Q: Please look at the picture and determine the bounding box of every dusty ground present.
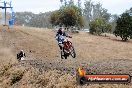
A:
[0,26,132,88]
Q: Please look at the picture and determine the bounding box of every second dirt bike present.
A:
[61,38,76,59]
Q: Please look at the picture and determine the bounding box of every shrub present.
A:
[10,70,24,85]
[114,12,132,41]
[89,18,112,35]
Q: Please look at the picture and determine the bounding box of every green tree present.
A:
[114,12,132,41]
[50,4,84,29]
[60,6,77,27]
[89,18,112,35]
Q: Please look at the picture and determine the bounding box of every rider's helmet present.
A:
[58,28,62,32]
[58,28,62,34]
[58,27,64,35]
[21,50,24,52]
[20,50,24,54]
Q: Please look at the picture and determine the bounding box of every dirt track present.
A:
[1,26,132,88]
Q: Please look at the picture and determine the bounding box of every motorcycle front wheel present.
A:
[70,46,76,58]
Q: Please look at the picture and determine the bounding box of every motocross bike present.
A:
[60,37,76,59]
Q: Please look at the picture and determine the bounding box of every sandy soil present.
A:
[0,26,132,88]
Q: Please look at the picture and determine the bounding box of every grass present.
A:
[35,75,49,87]
[0,64,12,77]
[0,26,132,88]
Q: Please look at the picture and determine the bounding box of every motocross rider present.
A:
[55,28,71,51]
